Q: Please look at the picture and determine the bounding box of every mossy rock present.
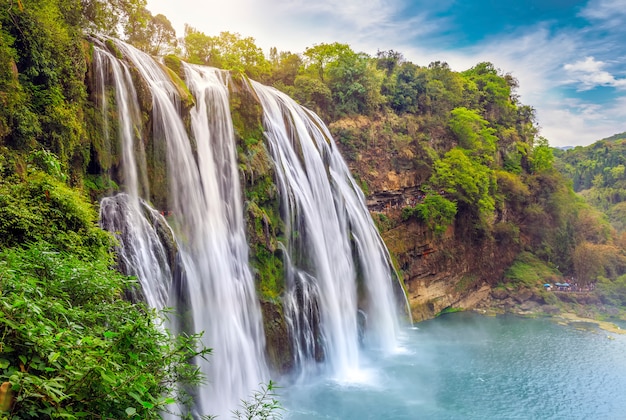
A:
[161,61,195,111]
[104,39,123,59]
[260,301,293,373]
[163,55,185,79]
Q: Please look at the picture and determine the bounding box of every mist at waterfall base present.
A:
[282,313,626,419]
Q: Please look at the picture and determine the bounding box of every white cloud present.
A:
[264,0,448,53]
[275,0,402,29]
[539,95,626,147]
[579,0,626,26]
[563,57,626,91]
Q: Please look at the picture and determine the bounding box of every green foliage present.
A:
[127,11,177,55]
[0,0,88,169]
[504,252,560,287]
[529,136,554,173]
[232,381,283,420]
[0,242,209,419]
[0,170,111,260]
[555,136,626,232]
[372,212,395,232]
[83,0,175,57]
[431,148,495,222]
[268,49,302,87]
[253,245,284,301]
[402,193,457,236]
[436,306,464,316]
[596,274,626,307]
[462,62,517,125]
[182,27,270,79]
[302,42,353,82]
[448,107,497,162]
[291,76,333,118]
[27,149,66,182]
[387,62,424,114]
[327,51,384,116]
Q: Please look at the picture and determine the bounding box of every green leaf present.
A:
[103,331,117,339]
[0,358,10,369]
[140,401,154,409]
[125,407,137,417]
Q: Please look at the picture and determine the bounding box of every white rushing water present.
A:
[94,45,172,310]
[249,81,400,380]
[95,41,267,418]
[95,38,403,416]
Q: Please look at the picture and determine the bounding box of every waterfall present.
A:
[95,41,267,418]
[249,81,400,379]
[94,36,403,416]
[93,45,171,310]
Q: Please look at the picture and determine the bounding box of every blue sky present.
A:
[146,0,626,147]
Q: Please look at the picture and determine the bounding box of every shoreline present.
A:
[555,312,625,335]
[472,307,625,335]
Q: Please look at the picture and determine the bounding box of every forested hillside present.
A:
[555,133,626,231]
[1,0,626,416]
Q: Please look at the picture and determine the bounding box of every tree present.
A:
[425,61,467,116]
[292,75,333,118]
[402,193,457,236]
[448,107,498,163]
[376,49,404,76]
[463,62,517,125]
[387,62,427,114]
[529,136,554,173]
[302,42,352,82]
[269,49,302,87]
[182,28,270,78]
[431,147,495,221]
[327,51,384,116]
[147,13,177,55]
[572,242,611,287]
[182,24,213,64]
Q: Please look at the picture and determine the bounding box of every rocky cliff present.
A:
[330,114,526,321]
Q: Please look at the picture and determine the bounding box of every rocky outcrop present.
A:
[377,212,518,321]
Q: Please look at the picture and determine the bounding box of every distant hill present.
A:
[599,131,626,142]
[554,134,626,231]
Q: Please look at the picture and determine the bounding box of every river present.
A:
[282,312,626,419]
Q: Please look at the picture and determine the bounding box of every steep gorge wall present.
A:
[331,114,521,321]
[381,213,518,321]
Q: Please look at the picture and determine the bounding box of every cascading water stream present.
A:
[93,45,172,310]
[94,35,405,415]
[249,81,401,380]
[95,40,267,417]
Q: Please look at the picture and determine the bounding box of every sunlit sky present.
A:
[146,0,626,147]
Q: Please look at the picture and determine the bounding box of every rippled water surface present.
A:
[282,313,626,419]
